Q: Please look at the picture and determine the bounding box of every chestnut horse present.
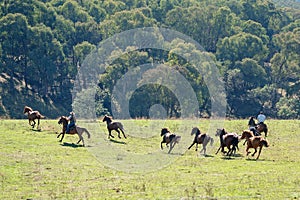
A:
[160,128,181,154]
[57,116,90,146]
[241,130,269,160]
[215,128,239,156]
[188,127,214,155]
[102,115,126,139]
[23,106,45,129]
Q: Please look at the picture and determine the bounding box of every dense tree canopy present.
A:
[0,0,299,119]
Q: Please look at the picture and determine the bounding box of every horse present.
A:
[102,115,126,139]
[160,128,181,154]
[240,130,269,160]
[57,116,91,146]
[257,123,268,137]
[23,106,45,129]
[215,128,239,156]
[188,127,214,155]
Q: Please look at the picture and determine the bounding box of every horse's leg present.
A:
[115,129,121,139]
[37,119,40,130]
[108,130,114,139]
[120,129,127,139]
[215,146,222,154]
[32,120,36,128]
[256,146,263,160]
[246,146,250,156]
[161,141,164,150]
[59,132,65,142]
[188,142,195,150]
[168,141,176,154]
[251,148,257,157]
[264,128,268,137]
[77,132,84,146]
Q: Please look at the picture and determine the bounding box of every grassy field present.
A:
[0,119,299,199]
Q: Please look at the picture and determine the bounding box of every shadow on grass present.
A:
[221,153,243,160]
[109,138,127,145]
[61,142,84,148]
[31,129,42,132]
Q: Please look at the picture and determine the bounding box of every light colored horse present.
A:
[160,128,181,154]
[23,106,45,130]
[102,115,126,139]
[241,130,269,160]
[57,116,90,147]
[188,127,214,155]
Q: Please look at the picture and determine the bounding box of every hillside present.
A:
[0,0,299,119]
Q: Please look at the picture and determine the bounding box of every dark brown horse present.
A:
[23,106,45,129]
[188,127,214,155]
[241,130,269,160]
[215,128,239,156]
[57,116,90,146]
[102,115,126,139]
[160,128,181,154]
[257,123,268,137]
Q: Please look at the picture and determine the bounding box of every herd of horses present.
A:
[24,106,269,159]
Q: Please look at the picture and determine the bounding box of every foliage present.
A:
[0,0,299,119]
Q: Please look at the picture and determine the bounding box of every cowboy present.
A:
[66,111,76,134]
[257,111,266,125]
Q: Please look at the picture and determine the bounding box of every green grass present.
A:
[0,119,300,199]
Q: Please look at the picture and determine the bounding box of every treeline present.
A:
[0,0,299,119]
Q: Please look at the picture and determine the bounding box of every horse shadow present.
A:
[109,138,127,145]
[61,142,84,148]
[31,129,42,132]
[221,153,243,160]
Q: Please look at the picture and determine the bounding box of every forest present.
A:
[0,0,299,119]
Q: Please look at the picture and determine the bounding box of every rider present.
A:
[257,111,266,125]
[248,116,258,136]
[66,111,76,134]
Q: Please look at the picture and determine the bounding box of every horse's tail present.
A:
[210,137,214,146]
[82,128,91,139]
[261,139,269,147]
[40,114,46,119]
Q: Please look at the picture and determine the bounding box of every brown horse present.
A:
[188,127,214,155]
[102,115,126,139]
[23,106,45,129]
[160,128,181,154]
[241,130,269,160]
[215,128,239,156]
[57,116,91,146]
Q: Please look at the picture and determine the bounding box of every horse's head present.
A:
[161,128,170,136]
[58,116,67,125]
[103,115,112,123]
[23,106,32,114]
[241,130,254,139]
[215,128,226,136]
[191,127,200,136]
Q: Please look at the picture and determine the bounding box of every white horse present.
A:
[188,127,214,155]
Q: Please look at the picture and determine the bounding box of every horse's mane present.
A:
[242,130,254,138]
[191,127,201,135]
[24,106,33,113]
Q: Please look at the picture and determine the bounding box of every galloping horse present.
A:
[188,127,214,155]
[102,115,126,139]
[160,128,181,154]
[256,123,268,137]
[57,116,90,146]
[241,130,269,160]
[215,128,239,156]
[23,106,45,129]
